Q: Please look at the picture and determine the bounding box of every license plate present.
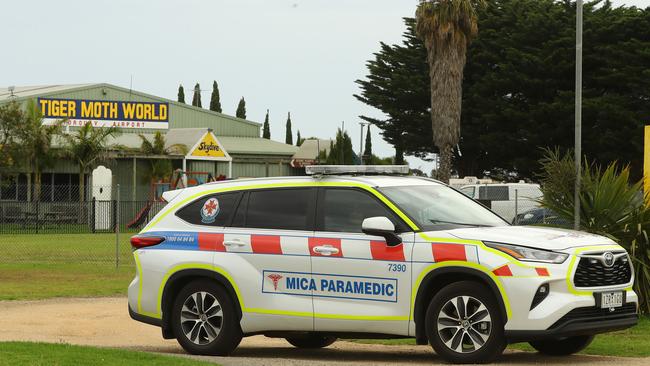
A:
[598,291,624,309]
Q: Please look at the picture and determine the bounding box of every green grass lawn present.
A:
[0,233,136,300]
[0,342,214,366]
[353,316,650,357]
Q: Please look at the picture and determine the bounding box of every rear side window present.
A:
[478,186,509,201]
[244,188,314,231]
[318,188,407,233]
[176,192,241,226]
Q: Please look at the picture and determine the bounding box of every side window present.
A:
[175,192,241,226]
[460,186,475,198]
[245,188,313,231]
[319,188,407,233]
[478,186,509,201]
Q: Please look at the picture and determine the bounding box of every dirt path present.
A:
[0,297,648,366]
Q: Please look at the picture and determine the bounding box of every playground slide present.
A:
[127,202,153,229]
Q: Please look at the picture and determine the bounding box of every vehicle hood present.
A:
[445,225,617,251]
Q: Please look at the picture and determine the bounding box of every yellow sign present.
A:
[645,126,650,201]
[190,132,226,158]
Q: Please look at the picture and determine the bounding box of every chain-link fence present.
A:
[0,185,166,265]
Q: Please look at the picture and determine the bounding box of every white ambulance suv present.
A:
[128,166,638,364]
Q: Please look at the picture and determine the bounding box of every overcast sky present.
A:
[1,0,648,174]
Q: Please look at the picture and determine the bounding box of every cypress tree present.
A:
[285,112,293,145]
[363,124,372,164]
[326,128,354,164]
[209,81,222,113]
[191,83,202,108]
[262,110,271,139]
[177,85,185,104]
[296,130,302,146]
[236,97,246,119]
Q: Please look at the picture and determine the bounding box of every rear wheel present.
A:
[172,279,242,355]
[529,335,594,356]
[285,334,337,348]
[425,281,506,364]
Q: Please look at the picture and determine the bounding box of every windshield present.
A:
[379,185,508,231]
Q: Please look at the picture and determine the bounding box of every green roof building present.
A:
[0,83,300,203]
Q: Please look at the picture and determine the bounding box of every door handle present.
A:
[223,239,245,248]
[313,245,339,256]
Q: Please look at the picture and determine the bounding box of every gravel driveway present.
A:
[0,297,648,366]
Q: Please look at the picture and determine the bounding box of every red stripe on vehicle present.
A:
[493,265,513,277]
[251,235,283,255]
[198,233,225,252]
[431,243,467,262]
[535,267,550,277]
[370,241,405,261]
[308,237,343,257]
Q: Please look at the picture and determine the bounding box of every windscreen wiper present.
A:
[429,219,489,227]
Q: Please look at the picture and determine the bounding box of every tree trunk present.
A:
[78,166,85,224]
[437,144,453,183]
[425,34,467,184]
[34,167,41,202]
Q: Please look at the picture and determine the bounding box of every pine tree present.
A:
[296,130,303,146]
[209,81,222,113]
[191,83,202,108]
[285,112,293,145]
[262,110,271,139]
[177,85,185,104]
[326,128,354,165]
[236,97,246,119]
[363,124,372,165]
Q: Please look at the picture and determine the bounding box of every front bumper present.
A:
[505,303,638,342]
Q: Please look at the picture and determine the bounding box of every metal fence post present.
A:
[514,189,519,225]
[91,197,96,233]
[115,184,120,269]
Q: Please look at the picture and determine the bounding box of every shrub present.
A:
[538,148,650,313]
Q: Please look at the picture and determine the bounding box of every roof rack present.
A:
[305,165,410,176]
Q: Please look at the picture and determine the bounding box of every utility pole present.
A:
[574,0,583,230]
[359,122,370,165]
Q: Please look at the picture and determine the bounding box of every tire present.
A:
[425,281,506,364]
[285,333,337,349]
[171,279,243,356]
[529,335,594,356]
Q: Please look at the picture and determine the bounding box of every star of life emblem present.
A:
[200,198,220,224]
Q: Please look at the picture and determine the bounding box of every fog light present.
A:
[530,283,550,310]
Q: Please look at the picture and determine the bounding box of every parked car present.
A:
[513,207,572,227]
[459,183,543,223]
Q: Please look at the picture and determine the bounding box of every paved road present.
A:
[0,297,648,366]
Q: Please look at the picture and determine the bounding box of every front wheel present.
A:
[285,334,337,348]
[425,281,506,364]
[529,335,594,356]
[171,279,242,355]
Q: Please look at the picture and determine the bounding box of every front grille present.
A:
[573,255,632,287]
[549,303,637,329]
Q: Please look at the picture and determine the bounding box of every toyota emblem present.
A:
[603,252,615,267]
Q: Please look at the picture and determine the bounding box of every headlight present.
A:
[484,242,569,264]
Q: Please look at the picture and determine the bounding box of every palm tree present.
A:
[18,100,62,201]
[415,0,485,182]
[138,132,187,185]
[63,122,121,203]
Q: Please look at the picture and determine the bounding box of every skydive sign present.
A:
[38,97,169,129]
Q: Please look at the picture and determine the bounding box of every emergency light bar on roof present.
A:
[305,165,410,176]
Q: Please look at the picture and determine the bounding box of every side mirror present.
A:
[362,216,402,247]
